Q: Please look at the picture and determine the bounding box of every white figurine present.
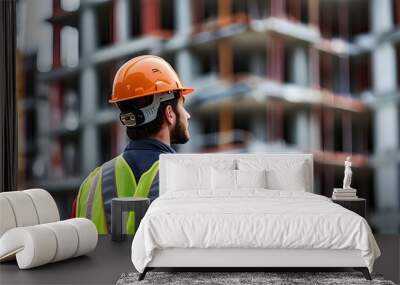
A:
[342,156,353,189]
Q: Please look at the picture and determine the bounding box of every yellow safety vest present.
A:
[75,154,159,234]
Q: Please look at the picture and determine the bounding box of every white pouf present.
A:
[0,219,98,269]
[0,196,17,237]
[0,189,98,269]
[0,191,39,227]
[24,188,60,224]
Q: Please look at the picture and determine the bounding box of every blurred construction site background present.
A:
[15,0,400,233]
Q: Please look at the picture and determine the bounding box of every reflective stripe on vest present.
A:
[76,154,159,235]
[101,158,118,229]
[126,160,160,234]
[76,167,100,218]
[85,172,101,220]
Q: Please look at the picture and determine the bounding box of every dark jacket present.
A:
[122,138,175,202]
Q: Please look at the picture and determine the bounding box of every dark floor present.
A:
[0,235,399,285]
[0,236,134,285]
[373,235,400,284]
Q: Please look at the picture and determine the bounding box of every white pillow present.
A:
[211,168,237,190]
[211,168,268,190]
[168,162,211,191]
[236,169,267,189]
[266,166,306,191]
[237,158,308,191]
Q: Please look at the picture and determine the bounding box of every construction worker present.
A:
[73,55,194,234]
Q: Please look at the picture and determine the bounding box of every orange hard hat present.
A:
[110,55,194,103]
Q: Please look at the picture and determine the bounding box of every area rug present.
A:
[116,271,396,285]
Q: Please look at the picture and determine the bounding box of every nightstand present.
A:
[331,198,366,218]
[111,197,150,241]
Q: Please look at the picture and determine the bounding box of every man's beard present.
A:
[170,112,189,144]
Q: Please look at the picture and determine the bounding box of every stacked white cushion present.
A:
[0,219,98,269]
[0,196,17,237]
[0,226,57,268]
[24,189,60,223]
[65,218,98,257]
[0,191,40,227]
[0,189,60,237]
[42,221,79,262]
[0,189,98,269]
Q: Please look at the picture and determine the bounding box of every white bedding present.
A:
[131,190,380,273]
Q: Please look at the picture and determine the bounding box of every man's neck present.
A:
[149,129,171,146]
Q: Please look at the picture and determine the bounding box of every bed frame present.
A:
[139,249,371,280]
[138,154,372,281]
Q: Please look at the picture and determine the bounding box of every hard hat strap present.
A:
[119,91,176,127]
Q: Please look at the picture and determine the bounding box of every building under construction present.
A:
[16,0,400,233]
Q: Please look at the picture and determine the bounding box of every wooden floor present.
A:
[0,235,399,284]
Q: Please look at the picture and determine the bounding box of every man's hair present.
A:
[117,92,180,140]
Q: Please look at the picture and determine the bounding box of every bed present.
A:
[131,153,380,280]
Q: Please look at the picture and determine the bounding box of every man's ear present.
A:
[164,104,175,125]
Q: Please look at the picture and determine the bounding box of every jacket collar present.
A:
[125,138,176,153]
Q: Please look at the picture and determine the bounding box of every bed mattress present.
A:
[131,190,380,273]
